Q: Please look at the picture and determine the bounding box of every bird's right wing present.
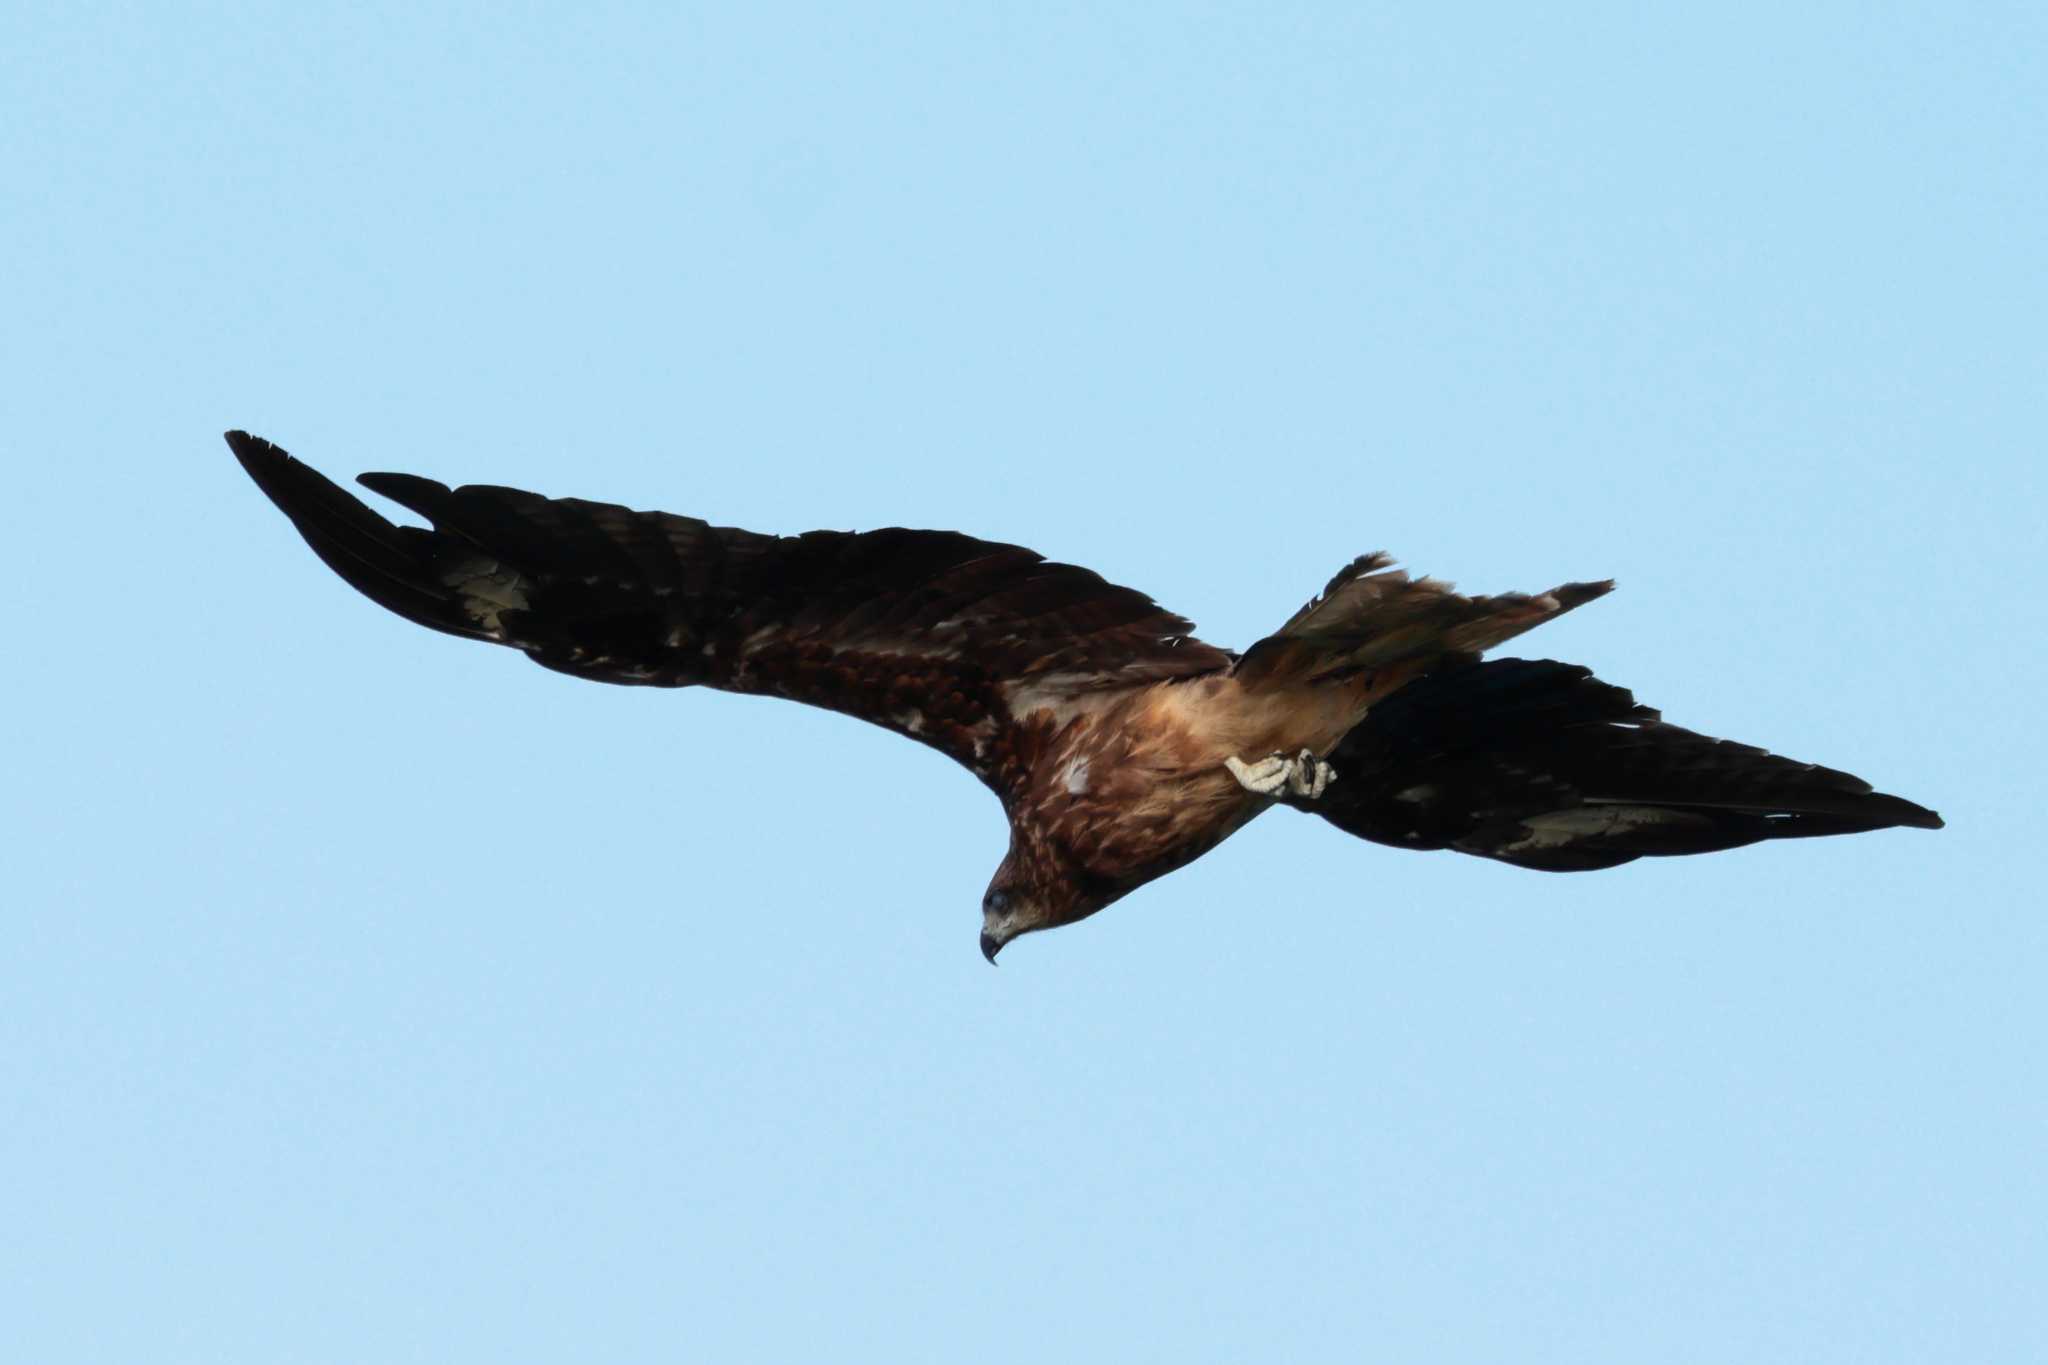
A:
[1282,657,1941,870]
[228,431,1232,801]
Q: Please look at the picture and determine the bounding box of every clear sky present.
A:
[5,3,2041,1361]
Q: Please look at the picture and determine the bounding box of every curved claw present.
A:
[1288,749,1336,800]
[1225,749,1337,800]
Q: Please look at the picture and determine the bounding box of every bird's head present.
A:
[977,883,1041,963]
[978,838,1119,963]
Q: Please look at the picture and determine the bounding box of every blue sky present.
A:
[5,3,2041,1360]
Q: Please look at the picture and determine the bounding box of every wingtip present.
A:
[224,429,284,472]
[1866,791,1944,831]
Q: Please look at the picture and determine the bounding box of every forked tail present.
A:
[1234,553,1613,688]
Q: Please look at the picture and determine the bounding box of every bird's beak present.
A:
[979,931,1002,965]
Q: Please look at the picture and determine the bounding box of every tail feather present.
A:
[1235,553,1614,686]
[1290,657,1942,872]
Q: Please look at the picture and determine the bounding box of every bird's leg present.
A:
[1224,749,1336,800]
[1223,753,1291,795]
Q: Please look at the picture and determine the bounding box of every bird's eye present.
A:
[983,889,1012,916]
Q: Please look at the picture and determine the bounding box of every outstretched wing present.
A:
[228,431,1231,799]
[1285,657,1941,870]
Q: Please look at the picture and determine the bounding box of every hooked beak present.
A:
[979,931,1002,965]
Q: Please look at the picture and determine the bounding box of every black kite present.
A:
[228,431,1941,960]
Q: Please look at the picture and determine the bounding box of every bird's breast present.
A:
[1011,676,1327,888]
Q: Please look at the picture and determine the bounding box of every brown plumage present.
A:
[228,431,1942,960]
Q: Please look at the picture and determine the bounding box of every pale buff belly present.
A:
[1021,671,1380,887]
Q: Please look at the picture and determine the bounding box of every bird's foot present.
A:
[1224,749,1336,800]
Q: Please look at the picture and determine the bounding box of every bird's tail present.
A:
[226,430,492,642]
[1233,553,1613,688]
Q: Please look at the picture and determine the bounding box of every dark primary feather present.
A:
[227,431,1230,795]
[1290,658,1943,871]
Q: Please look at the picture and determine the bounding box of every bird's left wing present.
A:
[229,432,1231,799]
[1280,657,1942,870]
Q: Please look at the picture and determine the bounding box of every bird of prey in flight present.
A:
[228,431,1941,961]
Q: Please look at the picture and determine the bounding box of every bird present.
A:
[227,430,1942,961]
